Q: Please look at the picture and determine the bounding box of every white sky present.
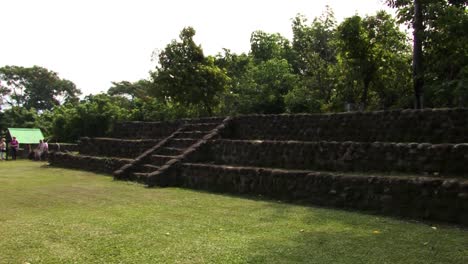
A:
[0,0,392,96]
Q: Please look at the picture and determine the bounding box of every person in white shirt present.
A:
[0,138,6,160]
[35,139,48,161]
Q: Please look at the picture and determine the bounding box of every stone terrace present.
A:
[49,109,468,225]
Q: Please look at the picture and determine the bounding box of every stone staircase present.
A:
[113,118,228,186]
[48,117,225,174]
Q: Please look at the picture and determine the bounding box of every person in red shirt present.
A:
[10,136,19,160]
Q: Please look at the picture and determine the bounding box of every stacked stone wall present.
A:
[113,117,225,139]
[79,137,160,158]
[201,140,468,176]
[48,143,79,152]
[224,109,468,143]
[113,121,183,139]
[176,163,468,225]
[49,152,131,174]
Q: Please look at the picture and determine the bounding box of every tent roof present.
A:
[7,128,44,144]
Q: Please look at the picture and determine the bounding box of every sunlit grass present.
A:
[0,160,467,263]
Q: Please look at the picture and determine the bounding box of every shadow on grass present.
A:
[182,186,467,230]
[201,189,468,264]
[37,162,468,231]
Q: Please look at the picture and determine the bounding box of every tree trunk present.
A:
[361,77,371,111]
[204,100,213,116]
[413,0,424,109]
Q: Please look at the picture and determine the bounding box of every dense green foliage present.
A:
[336,11,413,110]
[151,27,229,116]
[1,161,467,263]
[0,4,465,142]
[0,65,80,110]
[386,0,468,107]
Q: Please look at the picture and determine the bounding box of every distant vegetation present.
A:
[1,1,466,142]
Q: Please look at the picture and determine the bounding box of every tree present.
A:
[336,11,412,110]
[386,0,468,107]
[151,27,229,116]
[214,49,254,115]
[43,94,132,142]
[0,107,40,137]
[413,0,424,108]
[216,32,299,114]
[222,57,299,114]
[250,31,293,63]
[0,65,81,111]
[292,7,337,73]
[107,79,152,100]
[290,8,338,109]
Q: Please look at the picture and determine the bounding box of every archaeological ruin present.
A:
[49,108,468,226]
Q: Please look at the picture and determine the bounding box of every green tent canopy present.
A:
[7,128,44,144]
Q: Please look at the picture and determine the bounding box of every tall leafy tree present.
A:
[386,0,468,107]
[217,32,298,114]
[336,11,412,110]
[107,79,152,100]
[236,58,299,114]
[214,49,253,114]
[250,31,293,63]
[288,8,338,111]
[292,7,337,74]
[151,27,229,116]
[0,107,40,137]
[0,65,80,111]
[44,94,132,142]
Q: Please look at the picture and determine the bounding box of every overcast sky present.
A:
[0,0,393,96]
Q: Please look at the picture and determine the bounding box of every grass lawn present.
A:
[0,160,467,264]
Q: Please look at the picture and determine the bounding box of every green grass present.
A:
[0,160,467,264]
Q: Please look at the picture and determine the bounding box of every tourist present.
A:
[10,136,19,160]
[42,139,49,160]
[35,140,43,160]
[0,138,6,161]
[35,139,49,161]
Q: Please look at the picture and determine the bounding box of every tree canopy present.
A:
[386,0,468,107]
[0,65,81,111]
[1,5,466,142]
[151,27,229,116]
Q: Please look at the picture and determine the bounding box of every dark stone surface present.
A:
[113,121,182,139]
[49,152,132,174]
[176,163,468,225]
[113,117,225,139]
[199,140,468,176]
[223,109,468,143]
[79,137,160,158]
[48,143,79,152]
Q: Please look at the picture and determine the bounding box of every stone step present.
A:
[164,138,197,149]
[182,123,220,132]
[154,147,184,156]
[173,131,206,139]
[139,164,160,173]
[78,137,161,159]
[49,152,133,175]
[149,154,176,166]
[186,117,225,124]
[177,162,468,225]
[129,172,150,183]
[205,139,468,176]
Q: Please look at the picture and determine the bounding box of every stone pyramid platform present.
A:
[49,109,468,226]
